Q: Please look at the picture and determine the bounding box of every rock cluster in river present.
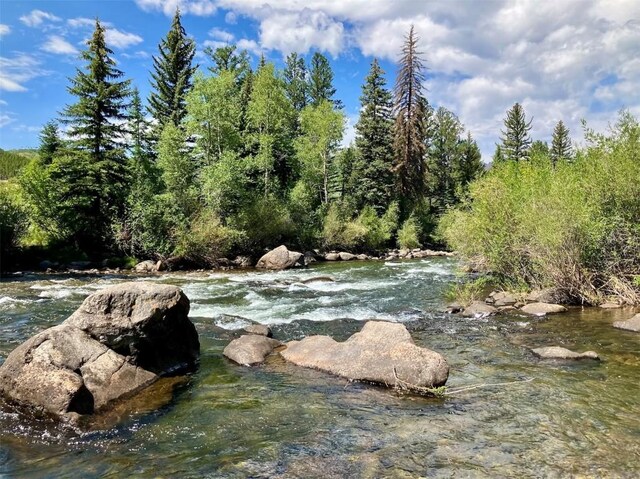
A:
[531,346,599,360]
[454,288,570,318]
[0,282,199,422]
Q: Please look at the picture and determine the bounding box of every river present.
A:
[1,258,639,478]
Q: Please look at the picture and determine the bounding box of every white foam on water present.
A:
[0,296,31,307]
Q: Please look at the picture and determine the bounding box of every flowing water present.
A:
[0,258,639,478]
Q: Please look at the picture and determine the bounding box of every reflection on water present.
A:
[1,259,639,477]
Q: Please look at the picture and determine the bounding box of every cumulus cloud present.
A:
[105,28,144,49]
[0,24,10,37]
[0,54,48,92]
[67,17,96,28]
[0,114,15,128]
[135,0,216,16]
[19,10,61,27]
[209,27,234,42]
[41,35,79,55]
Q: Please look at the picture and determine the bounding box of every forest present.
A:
[1,11,638,304]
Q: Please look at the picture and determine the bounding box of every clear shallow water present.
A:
[1,258,639,478]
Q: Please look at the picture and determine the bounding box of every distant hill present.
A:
[0,148,37,180]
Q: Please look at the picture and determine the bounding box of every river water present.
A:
[0,258,639,478]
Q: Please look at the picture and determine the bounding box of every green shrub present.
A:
[0,149,31,180]
[0,187,27,270]
[231,195,295,252]
[397,215,422,250]
[439,111,640,304]
[174,210,241,265]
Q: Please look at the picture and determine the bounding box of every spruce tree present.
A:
[500,102,532,161]
[148,8,196,134]
[550,120,572,166]
[284,52,308,112]
[205,44,250,82]
[492,144,505,164]
[530,140,549,158]
[354,58,394,212]
[393,25,429,211]
[428,107,463,214]
[38,120,63,165]
[128,88,152,161]
[61,19,131,247]
[308,52,341,108]
[454,132,483,201]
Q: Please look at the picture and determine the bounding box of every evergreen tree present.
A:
[38,120,63,165]
[308,52,341,108]
[238,68,254,134]
[128,88,153,161]
[530,140,549,158]
[454,132,483,201]
[550,120,572,166]
[427,107,463,214]
[500,102,532,161]
[354,58,394,212]
[492,144,505,164]
[148,8,196,134]
[61,19,131,248]
[205,44,250,82]
[393,25,429,212]
[284,53,308,112]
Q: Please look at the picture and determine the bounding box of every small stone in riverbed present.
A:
[339,252,356,261]
[445,303,463,314]
[461,301,498,318]
[613,313,640,332]
[532,346,599,360]
[223,335,282,366]
[243,324,272,337]
[521,302,567,316]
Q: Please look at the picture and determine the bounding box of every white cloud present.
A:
[0,24,10,37]
[0,99,8,106]
[209,27,234,42]
[135,0,216,17]
[67,17,96,28]
[19,10,61,27]
[225,11,238,24]
[41,35,79,55]
[0,54,47,92]
[237,39,262,57]
[105,28,144,49]
[0,114,15,128]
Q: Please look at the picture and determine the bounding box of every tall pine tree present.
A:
[38,120,63,165]
[354,58,394,212]
[61,19,131,247]
[148,8,196,135]
[284,52,308,112]
[393,25,429,212]
[308,52,341,108]
[454,132,483,201]
[500,102,532,161]
[550,120,572,166]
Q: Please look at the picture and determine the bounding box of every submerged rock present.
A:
[223,335,282,366]
[301,276,335,284]
[256,245,304,270]
[280,321,449,392]
[0,282,199,422]
[532,346,599,360]
[461,301,498,318]
[243,324,272,337]
[613,313,640,332]
[521,302,567,316]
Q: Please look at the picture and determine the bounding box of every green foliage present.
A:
[230,195,295,251]
[38,121,63,165]
[397,215,422,250]
[148,9,196,133]
[283,52,308,112]
[444,276,495,306]
[551,120,573,166]
[205,44,250,82]
[0,149,30,180]
[500,102,532,162]
[322,202,398,251]
[440,111,640,304]
[308,52,341,108]
[0,185,27,270]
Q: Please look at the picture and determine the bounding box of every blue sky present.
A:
[1,0,638,159]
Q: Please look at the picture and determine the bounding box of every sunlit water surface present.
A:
[1,258,639,478]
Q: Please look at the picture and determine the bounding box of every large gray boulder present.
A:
[256,245,304,270]
[280,321,449,392]
[521,302,567,316]
[0,282,199,422]
[532,346,599,360]
[613,313,640,332]
[223,335,282,366]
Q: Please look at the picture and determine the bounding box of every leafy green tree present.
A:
[427,107,464,214]
[186,71,241,165]
[205,44,250,82]
[38,121,63,165]
[148,8,196,134]
[246,63,294,196]
[551,120,572,166]
[500,102,532,161]
[60,19,131,248]
[393,25,429,212]
[308,52,341,108]
[239,67,254,134]
[284,52,308,112]
[354,58,394,213]
[295,100,345,204]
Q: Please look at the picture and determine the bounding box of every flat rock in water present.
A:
[0,282,199,422]
[532,346,599,360]
[256,245,304,270]
[339,252,356,261]
[243,324,272,337]
[223,335,282,365]
[613,313,640,332]
[280,321,449,391]
[325,253,340,261]
[521,302,567,316]
[461,301,498,318]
